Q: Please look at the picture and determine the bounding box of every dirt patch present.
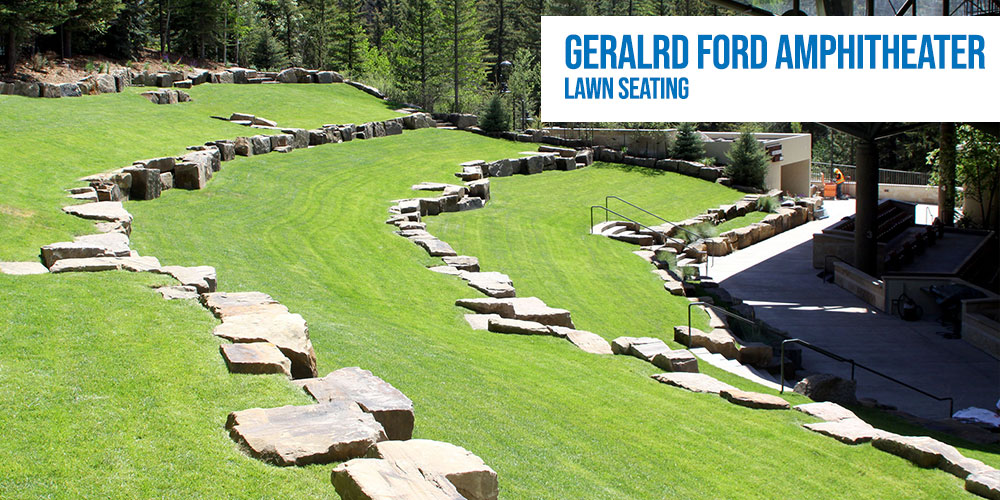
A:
[4,49,226,85]
[0,205,36,218]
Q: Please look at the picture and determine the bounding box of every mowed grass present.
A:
[712,210,770,234]
[105,128,996,498]
[0,272,330,498]
[0,83,400,261]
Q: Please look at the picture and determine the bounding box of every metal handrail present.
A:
[780,338,954,417]
[589,206,666,244]
[685,301,763,348]
[604,195,704,243]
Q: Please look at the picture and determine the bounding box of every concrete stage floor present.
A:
[708,199,1000,419]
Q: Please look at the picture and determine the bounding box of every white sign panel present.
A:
[541,16,1000,122]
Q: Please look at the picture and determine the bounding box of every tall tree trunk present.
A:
[452,0,458,112]
[938,122,956,226]
[64,29,73,59]
[4,30,16,75]
[223,7,228,65]
[497,0,504,65]
[159,0,165,57]
[165,0,173,56]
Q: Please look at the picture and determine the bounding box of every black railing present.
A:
[779,338,954,418]
[589,206,666,244]
[604,195,705,243]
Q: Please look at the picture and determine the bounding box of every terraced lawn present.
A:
[0,83,400,261]
[1,87,997,499]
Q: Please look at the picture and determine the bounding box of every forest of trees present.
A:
[0,0,946,171]
[0,0,726,115]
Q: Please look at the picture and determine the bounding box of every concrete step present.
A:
[690,347,794,392]
[610,231,655,246]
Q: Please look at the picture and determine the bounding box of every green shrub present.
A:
[757,195,779,213]
[479,93,509,133]
[672,122,705,161]
[724,128,769,190]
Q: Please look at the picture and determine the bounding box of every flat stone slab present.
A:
[0,262,49,275]
[412,238,457,257]
[202,291,286,318]
[226,400,386,466]
[455,297,573,328]
[155,285,199,300]
[213,312,317,379]
[296,367,414,441]
[803,418,884,445]
[464,314,500,331]
[967,470,1000,499]
[49,256,161,273]
[442,256,479,272]
[872,433,949,468]
[795,402,858,422]
[41,232,131,267]
[62,201,132,223]
[156,265,217,293]
[220,342,292,377]
[628,338,671,361]
[651,350,699,372]
[673,326,738,359]
[487,317,552,336]
[332,458,465,500]
[428,265,462,275]
[462,272,516,298]
[651,372,738,394]
[549,326,613,354]
[412,182,458,191]
[367,439,499,500]
[719,389,790,410]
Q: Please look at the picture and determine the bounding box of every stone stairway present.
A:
[689,347,794,392]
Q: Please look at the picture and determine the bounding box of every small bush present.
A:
[85,59,96,73]
[672,122,705,161]
[679,222,717,243]
[479,93,510,133]
[757,196,779,213]
[724,128,770,190]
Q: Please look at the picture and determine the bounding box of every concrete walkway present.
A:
[708,200,999,419]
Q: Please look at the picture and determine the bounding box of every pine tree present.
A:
[479,93,509,132]
[300,0,335,69]
[440,0,485,112]
[1,0,72,73]
[672,122,705,161]
[391,0,445,109]
[330,0,367,74]
[724,128,770,190]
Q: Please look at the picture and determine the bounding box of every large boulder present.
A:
[332,458,465,500]
[95,74,116,93]
[719,389,790,410]
[40,232,131,268]
[627,337,671,361]
[549,326,613,355]
[155,265,216,293]
[651,350,699,372]
[122,167,162,200]
[202,291,287,318]
[213,312,317,379]
[59,83,82,97]
[487,317,552,336]
[794,402,858,422]
[793,373,857,405]
[220,342,292,377]
[365,440,499,500]
[13,82,40,98]
[39,82,61,98]
[650,372,738,394]
[0,262,49,275]
[485,159,512,177]
[63,201,132,223]
[673,326,739,359]
[48,256,160,273]
[227,401,387,466]
[173,162,207,190]
[455,297,573,328]
[412,238,457,257]
[966,470,1000,500]
[296,367,414,441]
[465,179,490,201]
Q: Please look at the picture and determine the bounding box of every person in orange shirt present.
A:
[834,167,846,200]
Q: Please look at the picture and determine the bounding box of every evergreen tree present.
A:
[672,122,705,161]
[479,93,509,132]
[516,0,545,61]
[724,128,769,190]
[330,0,367,74]
[299,0,335,68]
[391,0,445,109]
[1,0,71,73]
[507,47,538,127]
[61,0,125,59]
[441,0,485,112]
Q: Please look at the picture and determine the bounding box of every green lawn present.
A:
[713,210,770,234]
[0,83,401,261]
[1,88,997,499]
